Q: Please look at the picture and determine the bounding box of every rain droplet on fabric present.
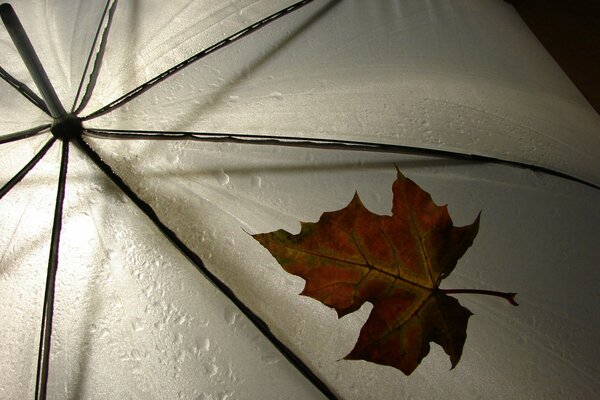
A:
[131,319,144,332]
[174,349,185,364]
[216,169,230,185]
[174,314,187,325]
[202,362,219,377]
[218,392,233,400]
[260,352,280,365]
[268,91,284,101]
[201,337,211,352]
[224,308,239,326]
[173,332,183,344]
[129,348,145,361]
[165,151,180,164]
[250,175,262,188]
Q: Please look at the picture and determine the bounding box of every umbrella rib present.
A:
[84,128,600,191]
[0,66,50,115]
[0,136,56,200]
[71,0,119,115]
[0,4,66,119]
[0,124,50,145]
[35,139,69,400]
[74,135,339,400]
[82,0,316,121]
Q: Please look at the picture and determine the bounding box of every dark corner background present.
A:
[505,0,600,115]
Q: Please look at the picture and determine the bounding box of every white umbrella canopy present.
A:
[1,1,599,399]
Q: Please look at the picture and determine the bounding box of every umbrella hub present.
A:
[51,114,83,141]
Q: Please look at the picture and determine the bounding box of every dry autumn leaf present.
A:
[254,168,517,375]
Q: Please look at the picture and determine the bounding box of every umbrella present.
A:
[1,0,599,399]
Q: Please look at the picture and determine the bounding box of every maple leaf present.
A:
[253,168,517,375]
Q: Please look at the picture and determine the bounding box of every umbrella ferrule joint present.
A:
[51,114,83,141]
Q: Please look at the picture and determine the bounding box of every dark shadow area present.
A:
[505,0,600,115]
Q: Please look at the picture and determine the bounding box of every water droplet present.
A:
[131,319,144,332]
[261,352,280,365]
[166,152,180,164]
[173,332,183,344]
[174,349,185,363]
[129,348,144,361]
[251,175,262,188]
[98,327,110,339]
[217,391,233,400]
[216,169,230,185]
[224,308,239,326]
[269,91,284,101]
[202,363,219,377]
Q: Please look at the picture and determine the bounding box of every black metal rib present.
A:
[0,124,50,145]
[0,4,66,118]
[35,139,69,400]
[82,0,316,121]
[84,128,600,191]
[71,0,118,115]
[0,136,56,200]
[0,66,50,115]
[75,136,338,400]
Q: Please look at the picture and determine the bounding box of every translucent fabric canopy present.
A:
[1,1,599,399]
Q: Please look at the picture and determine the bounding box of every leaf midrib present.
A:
[275,228,434,293]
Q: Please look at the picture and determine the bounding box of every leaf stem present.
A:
[440,289,518,306]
